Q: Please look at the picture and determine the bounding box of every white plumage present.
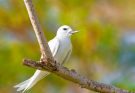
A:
[14,25,78,92]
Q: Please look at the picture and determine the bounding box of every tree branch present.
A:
[23,59,131,93]
[23,0,133,93]
[24,0,54,60]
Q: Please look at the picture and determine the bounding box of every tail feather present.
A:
[14,79,30,88]
[23,70,49,92]
[14,70,50,92]
[14,79,30,92]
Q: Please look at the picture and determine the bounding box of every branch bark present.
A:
[23,0,133,93]
[23,59,131,93]
[24,0,54,61]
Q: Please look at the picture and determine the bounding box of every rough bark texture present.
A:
[24,0,54,61]
[23,59,131,93]
[23,0,134,93]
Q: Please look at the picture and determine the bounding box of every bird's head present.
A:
[56,25,78,38]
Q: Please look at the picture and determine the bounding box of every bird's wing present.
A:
[48,37,60,57]
[61,48,72,64]
[18,38,60,92]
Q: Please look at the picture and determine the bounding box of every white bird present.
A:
[14,25,78,92]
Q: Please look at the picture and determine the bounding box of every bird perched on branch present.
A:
[14,25,78,92]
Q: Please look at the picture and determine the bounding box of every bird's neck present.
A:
[56,35,71,40]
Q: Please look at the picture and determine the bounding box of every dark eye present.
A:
[63,28,67,30]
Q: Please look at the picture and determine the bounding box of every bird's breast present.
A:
[54,38,72,63]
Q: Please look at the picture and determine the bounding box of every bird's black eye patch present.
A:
[63,28,67,30]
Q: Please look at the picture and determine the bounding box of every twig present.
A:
[23,0,133,93]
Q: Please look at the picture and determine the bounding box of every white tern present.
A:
[14,25,78,92]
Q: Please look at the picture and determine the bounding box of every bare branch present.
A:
[23,0,133,93]
[24,0,54,60]
[23,59,131,93]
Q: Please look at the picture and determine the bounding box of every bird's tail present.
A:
[14,70,50,92]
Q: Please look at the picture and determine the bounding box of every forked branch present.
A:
[23,0,132,93]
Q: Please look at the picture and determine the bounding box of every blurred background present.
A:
[0,0,135,93]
